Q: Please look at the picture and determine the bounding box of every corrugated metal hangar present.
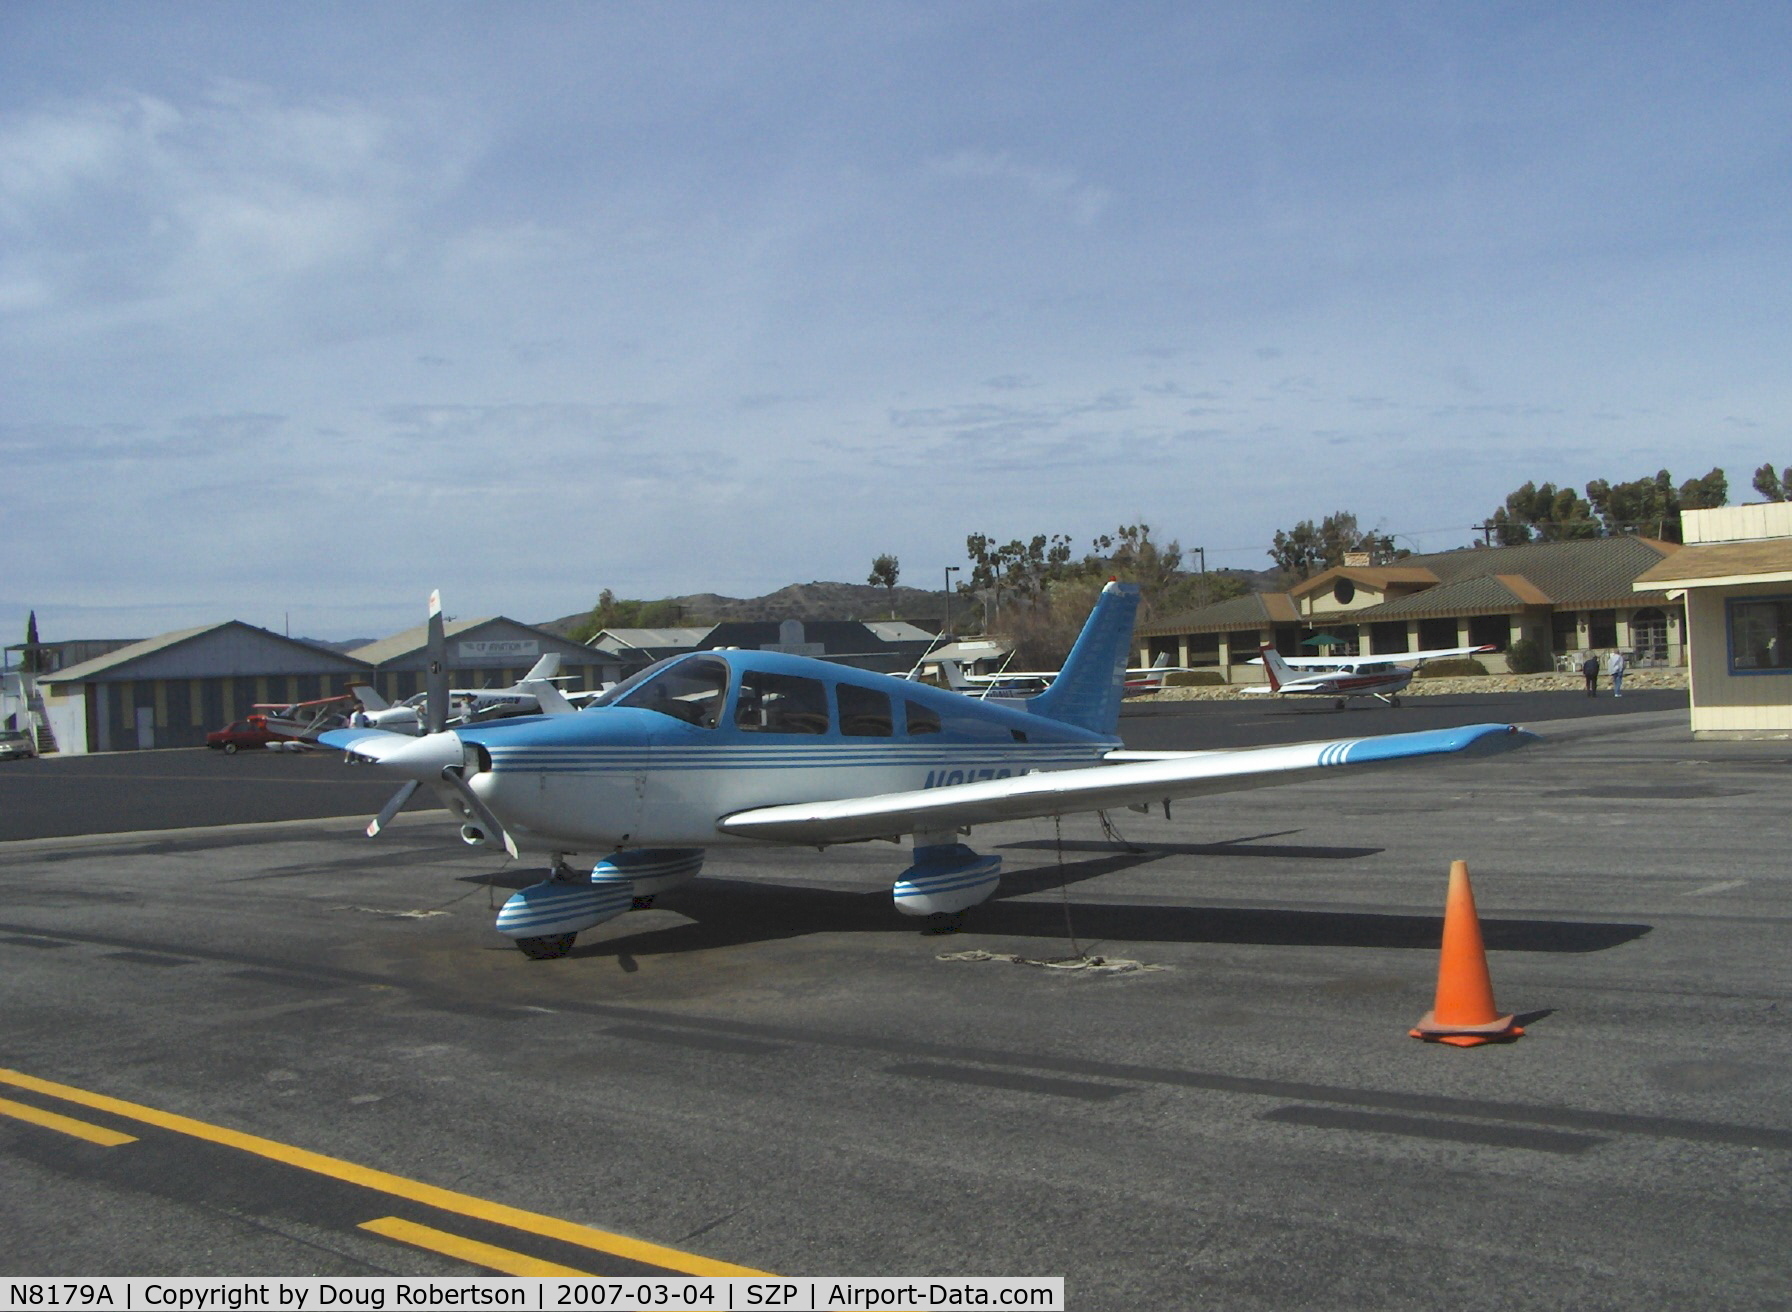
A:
[35,616,622,753]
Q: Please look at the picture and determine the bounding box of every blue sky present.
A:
[3,2,1787,640]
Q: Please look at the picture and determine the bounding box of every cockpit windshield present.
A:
[590,654,729,728]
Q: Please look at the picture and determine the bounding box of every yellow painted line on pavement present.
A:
[360,1216,593,1276]
[0,1095,138,1146]
[0,1066,767,1276]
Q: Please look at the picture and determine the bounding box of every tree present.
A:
[958,523,1239,661]
[23,611,40,675]
[1586,467,1727,542]
[1267,511,1399,580]
[867,553,900,616]
[1485,468,1726,545]
[1485,482,1598,545]
[1753,463,1789,501]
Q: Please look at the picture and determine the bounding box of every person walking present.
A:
[1581,653,1599,697]
[1608,648,1627,697]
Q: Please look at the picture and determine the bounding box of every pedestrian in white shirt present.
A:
[1607,649,1627,697]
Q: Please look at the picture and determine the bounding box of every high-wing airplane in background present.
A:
[348,654,571,734]
[1245,643,1496,709]
[938,651,1185,700]
[251,694,356,748]
[322,586,1532,959]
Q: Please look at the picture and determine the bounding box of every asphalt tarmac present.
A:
[1,691,1787,1309]
[0,686,1687,841]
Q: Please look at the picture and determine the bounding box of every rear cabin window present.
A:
[610,655,729,728]
[838,683,894,737]
[903,699,941,736]
[736,671,830,734]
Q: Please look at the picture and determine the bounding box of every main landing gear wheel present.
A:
[1334,698,1346,710]
[514,932,577,960]
[922,910,967,935]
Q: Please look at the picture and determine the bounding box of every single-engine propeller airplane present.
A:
[938,651,1184,700]
[323,587,1532,959]
[1246,643,1496,709]
[348,654,572,734]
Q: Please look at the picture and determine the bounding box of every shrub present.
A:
[1164,670,1226,687]
[1416,657,1489,678]
[1504,638,1552,675]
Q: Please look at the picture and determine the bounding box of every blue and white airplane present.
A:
[322,584,1533,959]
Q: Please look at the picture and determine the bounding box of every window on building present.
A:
[1370,621,1408,655]
[1551,611,1580,653]
[1468,614,1509,651]
[1588,609,1618,649]
[1728,598,1792,673]
[736,670,830,733]
[1419,618,1458,650]
[1631,608,1668,664]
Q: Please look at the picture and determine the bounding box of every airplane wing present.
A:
[1404,644,1497,664]
[716,722,1531,845]
[1263,644,1494,670]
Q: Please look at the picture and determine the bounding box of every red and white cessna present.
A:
[1247,643,1495,709]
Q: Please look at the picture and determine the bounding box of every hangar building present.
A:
[37,623,373,753]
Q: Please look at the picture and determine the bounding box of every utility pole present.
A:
[943,566,959,637]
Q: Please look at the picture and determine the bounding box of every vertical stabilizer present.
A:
[1026,581,1140,735]
[1258,643,1294,692]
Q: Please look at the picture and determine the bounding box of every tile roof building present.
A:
[1139,536,1686,680]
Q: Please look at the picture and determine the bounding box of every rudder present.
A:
[1026,581,1140,734]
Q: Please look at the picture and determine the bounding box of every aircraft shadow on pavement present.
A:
[999,828,1383,862]
[457,859,1650,960]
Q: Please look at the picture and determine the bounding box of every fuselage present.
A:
[454,649,1119,852]
[1280,665,1415,698]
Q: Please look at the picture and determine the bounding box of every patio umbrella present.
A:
[1301,633,1345,648]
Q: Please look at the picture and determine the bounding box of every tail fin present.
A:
[520,653,561,683]
[1026,581,1140,734]
[936,659,973,692]
[349,683,390,712]
[519,678,574,715]
[1259,643,1294,692]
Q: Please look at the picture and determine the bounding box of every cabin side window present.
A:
[610,655,729,728]
[736,671,831,734]
[838,683,894,737]
[903,699,941,736]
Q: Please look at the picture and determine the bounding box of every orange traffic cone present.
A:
[1410,860,1523,1047]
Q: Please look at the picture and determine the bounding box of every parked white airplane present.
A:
[1245,643,1496,709]
[322,585,1532,959]
[939,651,1185,700]
[349,653,570,734]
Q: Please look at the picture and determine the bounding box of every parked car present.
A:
[0,728,37,760]
[205,717,290,754]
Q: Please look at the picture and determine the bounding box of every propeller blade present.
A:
[425,589,448,735]
[367,779,421,837]
[438,765,520,859]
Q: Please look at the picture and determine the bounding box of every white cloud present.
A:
[926,149,1112,225]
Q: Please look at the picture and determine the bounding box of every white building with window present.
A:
[1635,502,1792,738]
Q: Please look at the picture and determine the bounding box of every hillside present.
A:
[539,582,953,637]
[537,570,1268,638]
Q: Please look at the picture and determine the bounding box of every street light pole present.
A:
[943,566,959,638]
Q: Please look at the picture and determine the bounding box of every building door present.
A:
[1631,608,1668,664]
[135,706,155,750]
